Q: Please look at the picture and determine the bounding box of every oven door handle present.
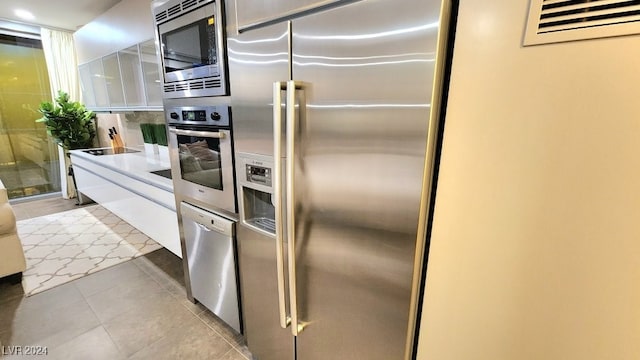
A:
[169,127,226,139]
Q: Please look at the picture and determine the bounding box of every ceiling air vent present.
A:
[524,0,640,46]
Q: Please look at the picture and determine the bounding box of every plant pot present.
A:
[144,143,159,155]
[58,145,76,199]
[157,145,169,159]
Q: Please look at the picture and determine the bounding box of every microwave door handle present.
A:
[273,81,291,329]
[168,127,226,139]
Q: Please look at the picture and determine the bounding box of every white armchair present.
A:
[0,180,26,283]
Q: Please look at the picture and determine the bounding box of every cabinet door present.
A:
[118,45,145,107]
[235,0,348,30]
[139,40,162,106]
[89,59,109,107]
[78,64,95,107]
[102,54,125,107]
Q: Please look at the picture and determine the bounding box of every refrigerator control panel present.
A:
[246,164,272,187]
[236,152,275,194]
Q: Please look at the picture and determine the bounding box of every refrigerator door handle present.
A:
[273,81,292,329]
[286,80,305,336]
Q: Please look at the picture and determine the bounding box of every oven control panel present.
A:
[165,105,230,127]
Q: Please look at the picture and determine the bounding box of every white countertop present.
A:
[69,147,174,192]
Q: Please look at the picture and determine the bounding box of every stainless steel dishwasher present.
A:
[180,202,241,333]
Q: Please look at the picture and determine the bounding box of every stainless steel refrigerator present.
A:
[228,0,454,359]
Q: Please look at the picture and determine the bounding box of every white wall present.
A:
[74,0,156,64]
[417,0,640,359]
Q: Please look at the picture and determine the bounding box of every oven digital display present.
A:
[183,110,207,121]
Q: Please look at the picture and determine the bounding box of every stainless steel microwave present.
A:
[152,0,228,98]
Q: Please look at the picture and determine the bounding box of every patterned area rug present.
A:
[17,205,162,296]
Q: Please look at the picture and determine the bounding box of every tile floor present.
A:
[1,197,252,360]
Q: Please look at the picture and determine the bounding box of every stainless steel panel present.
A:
[181,202,241,333]
[235,152,293,360]
[228,22,289,156]
[237,224,294,360]
[290,0,445,358]
[228,22,291,358]
[234,0,354,31]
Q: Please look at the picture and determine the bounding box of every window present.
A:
[0,34,59,199]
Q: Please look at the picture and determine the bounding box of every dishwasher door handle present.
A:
[195,222,228,234]
[180,202,235,237]
[196,223,211,232]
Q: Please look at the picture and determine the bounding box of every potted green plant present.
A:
[37,91,96,150]
[37,91,96,199]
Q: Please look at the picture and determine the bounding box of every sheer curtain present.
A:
[40,28,80,101]
[40,28,80,198]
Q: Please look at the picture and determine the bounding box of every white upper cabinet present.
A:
[89,59,109,108]
[74,0,160,110]
[78,39,163,111]
[79,64,95,107]
[118,45,146,107]
[74,0,155,64]
[139,40,162,107]
[102,53,126,107]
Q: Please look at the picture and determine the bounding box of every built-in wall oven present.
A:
[166,101,236,218]
[152,0,228,98]
[165,98,240,334]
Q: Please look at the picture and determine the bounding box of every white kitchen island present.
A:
[69,148,182,258]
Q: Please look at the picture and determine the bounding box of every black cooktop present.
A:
[149,169,172,180]
[83,148,140,156]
